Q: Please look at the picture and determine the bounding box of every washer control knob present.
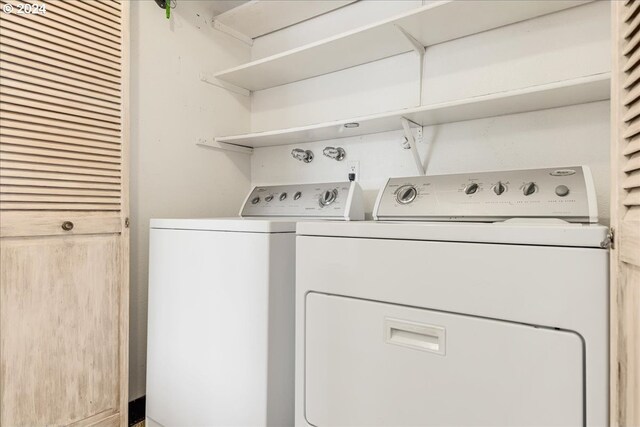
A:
[396,185,417,205]
[293,191,302,200]
[555,185,570,197]
[464,183,479,195]
[279,192,287,201]
[251,196,260,205]
[522,182,537,196]
[493,182,506,195]
[319,189,338,207]
[265,195,274,202]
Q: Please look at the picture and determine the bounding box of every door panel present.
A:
[305,293,583,427]
[0,0,125,228]
[147,229,271,426]
[0,0,129,424]
[0,235,121,426]
[147,229,296,427]
[611,2,640,424]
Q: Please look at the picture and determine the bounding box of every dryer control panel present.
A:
[241,181,364,220]
[374,166,597,223]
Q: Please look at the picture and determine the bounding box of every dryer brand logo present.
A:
[550,169,577,176]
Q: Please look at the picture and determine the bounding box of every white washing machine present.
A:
[146,182,363,427]
[295,167,609,426]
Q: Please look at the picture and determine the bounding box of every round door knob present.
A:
[251,196,260,205]
[265,195,274,202]
[396,185,417,205]
[555,185,570,197]
[279,192,287,201]
[464,183,479,195]
[61,221,74,231]
[294,191,302,200]
[522,182,537,196]
[493,182,506,195]
[319,189,338,207]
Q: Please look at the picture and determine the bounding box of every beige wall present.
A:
[129,0,251,400]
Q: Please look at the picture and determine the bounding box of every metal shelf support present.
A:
[197,137,254,155]
[211,19,254,46]
[200,73,251,97]
[395,24,426,106]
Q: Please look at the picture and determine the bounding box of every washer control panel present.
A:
[240,181,363,220]
[375,166,597,223]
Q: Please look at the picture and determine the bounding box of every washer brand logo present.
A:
[550,169,577,176]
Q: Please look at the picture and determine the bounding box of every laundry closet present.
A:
[0,1,638,426]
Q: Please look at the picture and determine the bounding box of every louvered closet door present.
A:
[612,1,640,426]
[0,0,124,230]
[0,1,128,426]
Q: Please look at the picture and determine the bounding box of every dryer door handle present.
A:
[385,318,446,355]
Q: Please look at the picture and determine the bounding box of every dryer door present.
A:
[305,293,583,427]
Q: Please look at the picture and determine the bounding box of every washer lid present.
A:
[296,220,610,248]
[150,217,298,233]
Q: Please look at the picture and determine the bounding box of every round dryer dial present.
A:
[522,182,537,196]
[464,183,479,195]
[319,189,338,207]
[493,182,506,195]
[396,185,417,204]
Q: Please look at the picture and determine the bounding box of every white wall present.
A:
[250,1,611,221]
[129,0,251,401]
[252,101,611,221]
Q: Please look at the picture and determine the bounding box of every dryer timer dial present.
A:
[396,185,418,205]
[319,189,338,207]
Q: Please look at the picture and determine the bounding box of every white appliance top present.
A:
[296,220,609,248]
[150,217,299,233]
[374,166,598,223]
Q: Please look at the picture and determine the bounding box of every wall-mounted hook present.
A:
[323,146,346,161]
[154,0,176,19]
[291,148,314,163]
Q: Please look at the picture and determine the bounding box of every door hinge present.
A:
[601,227,614,249]
[125,217,130,228]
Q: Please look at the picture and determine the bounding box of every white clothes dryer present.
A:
[295,167,608,426]
[146,182,363,427]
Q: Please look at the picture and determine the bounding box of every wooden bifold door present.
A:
[612,1,640,426]
[0,1,129,426]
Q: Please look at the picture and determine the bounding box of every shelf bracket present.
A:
[401,117,425,176]
[200,73,250,97]
[211,19,254,46]
[395,25,425,106]
[395,25,425,57]
[196,137,253,155]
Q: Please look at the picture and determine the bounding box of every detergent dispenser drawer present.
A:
[305,293,583,427]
